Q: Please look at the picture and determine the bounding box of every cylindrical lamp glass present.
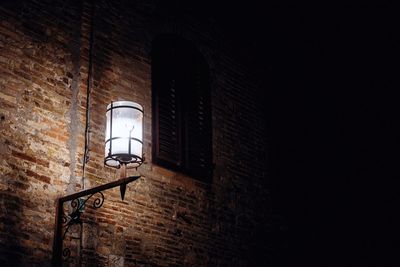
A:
[104,101,143,168]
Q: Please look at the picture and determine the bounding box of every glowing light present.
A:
[105,101,143,168]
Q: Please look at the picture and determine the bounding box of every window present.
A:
[152,35,212,181]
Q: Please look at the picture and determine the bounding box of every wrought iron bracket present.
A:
[51,175,140,266]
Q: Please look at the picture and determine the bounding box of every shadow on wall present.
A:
[0,191,25,265]
[0,115,48,265]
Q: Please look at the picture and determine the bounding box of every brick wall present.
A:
[0,0,270,266]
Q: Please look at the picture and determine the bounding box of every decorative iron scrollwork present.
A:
[52,175,141,266]
[60,191,105,262]
[62,248,71,261]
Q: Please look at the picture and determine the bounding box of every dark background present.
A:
[263,11,399,267]
[205,5,399,267]
[266,10,399,267]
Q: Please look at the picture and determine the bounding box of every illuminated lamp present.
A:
[104,100,144,173]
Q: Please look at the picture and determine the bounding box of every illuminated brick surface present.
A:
[0,1,270,266]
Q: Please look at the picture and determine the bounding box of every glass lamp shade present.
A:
[104,101,143,168]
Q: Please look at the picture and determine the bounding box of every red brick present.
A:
[0,1,270,266]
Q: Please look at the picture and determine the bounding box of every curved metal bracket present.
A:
[52,175,140,266]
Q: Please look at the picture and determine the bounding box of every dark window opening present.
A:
[152,35,212,182]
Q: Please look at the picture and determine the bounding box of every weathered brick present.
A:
[0,0,270,266]
[25,169,51,184]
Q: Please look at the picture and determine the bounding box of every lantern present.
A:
[104,101,143,169]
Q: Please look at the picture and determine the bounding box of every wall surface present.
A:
[0,0,270,266]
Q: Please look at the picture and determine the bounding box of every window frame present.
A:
[151,35,213,182]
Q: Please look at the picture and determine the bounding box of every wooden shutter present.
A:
[152,35,212,181]
[183,54,212,180]
[152,41,183,169]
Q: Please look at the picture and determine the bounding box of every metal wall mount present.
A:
[51,175,140,266]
